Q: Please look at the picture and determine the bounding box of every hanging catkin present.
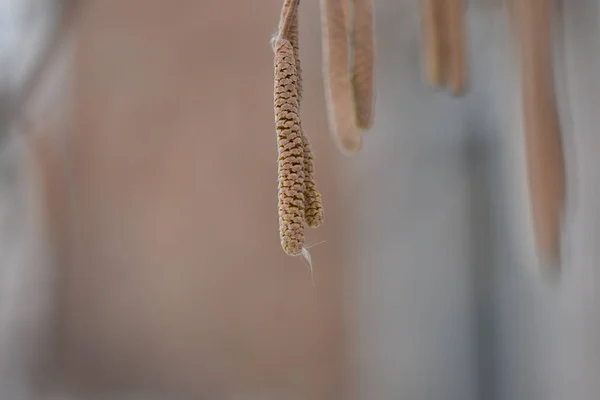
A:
[284,3,325,228]
[420,0,468,95]
[511,0,565,266]
[421,0,444,88]
[443,0,466,95]
[273,36,306,256]
[351,0,375,130]
[321,0,362,153]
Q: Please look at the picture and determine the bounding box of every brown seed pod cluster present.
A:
[274,0,324,256]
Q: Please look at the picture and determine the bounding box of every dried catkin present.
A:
[444,0,466,95]
[286,5,325,228]
[351,0,375,130]
[273,36,306,256]
[511,0,565,266]
[321,0,362,153]
[421,0,444,88]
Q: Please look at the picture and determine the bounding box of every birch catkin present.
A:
[444,0,466,95]
[421,0,444,88]
[286,5,324,228]
[511,0,565,266]
[302,137,324,227]
[351,0,375,130]
[321,0,362,153]
[273,37,306,256]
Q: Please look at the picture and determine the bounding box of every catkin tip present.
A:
[356,113,374,131]
[337,133,363,154]
[351,0,376,132]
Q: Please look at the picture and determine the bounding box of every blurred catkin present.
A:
[321,0,362,153]
[444,0,467,95]
[273,36,306,256]
[285,5,324,228]
[421,0,445,88]
[511,0,564,266]
[351,0,375,130]
[420,0,467,94]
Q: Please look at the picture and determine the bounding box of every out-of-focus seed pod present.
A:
[351,0,375,130]
[321,0,362,153]
[511,0,565,267]
[421,0,444,88]
[444,0,467,95]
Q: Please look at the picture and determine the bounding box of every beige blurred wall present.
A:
[24,0,349,398]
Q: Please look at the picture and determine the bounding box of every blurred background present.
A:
[1,0,599,399]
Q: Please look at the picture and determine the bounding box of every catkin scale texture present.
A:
[301,137,324,228]
[287,10,324,228]
[274,37,306,256]
[286,12,303,101]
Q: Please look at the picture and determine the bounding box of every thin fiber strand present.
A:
[321,0,362,153]
[351,0,375,130]
[273,37,306,256]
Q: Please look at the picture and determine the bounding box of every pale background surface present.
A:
[0,0,599,399]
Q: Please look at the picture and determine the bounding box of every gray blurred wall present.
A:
[347,1,600,399]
